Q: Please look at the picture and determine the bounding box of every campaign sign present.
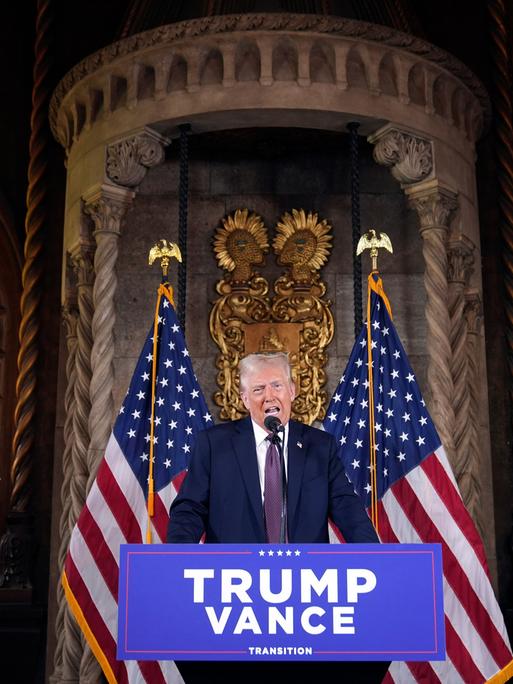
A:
[117,543,444,661]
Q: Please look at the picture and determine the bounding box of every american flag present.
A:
[62,284,212,684]
[323,274,513,684]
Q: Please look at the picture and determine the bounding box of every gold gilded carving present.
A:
[213,208,269,282]
[242,322,302,355]
[274,209,332,283]
[210,208,334,425]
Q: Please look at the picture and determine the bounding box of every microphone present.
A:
[264,415,282,435]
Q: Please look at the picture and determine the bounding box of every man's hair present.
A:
[239,352,292,391]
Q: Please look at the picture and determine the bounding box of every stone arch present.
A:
[111,74,128,110]
[89,88,103,124]
[378,52,398,97]
[346,45,367,89]
[272,38,298,81]
[451,88,468,133]
[200,48,223,85]
[168,54,187,92]
[310,41,335,83]
[408,63,426,107]
[74,101,86,138]
[137,64,156,100]
[433,74,451,120]
[235,39,260,81]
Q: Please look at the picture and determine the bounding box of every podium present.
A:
[118,543,445,677]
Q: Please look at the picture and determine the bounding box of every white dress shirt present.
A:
[250,419,289,503]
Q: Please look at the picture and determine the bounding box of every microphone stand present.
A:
[270,427,287,543]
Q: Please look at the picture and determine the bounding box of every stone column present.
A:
[61,239,95,684]
[50,262,78,684]
[405,180,459,466]
[370,125,459,466]
[82,185,134,484]
[464,291,485,537]
[447,237,475,485]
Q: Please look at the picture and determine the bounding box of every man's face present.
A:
[240,362,296,430]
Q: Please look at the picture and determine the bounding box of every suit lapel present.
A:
[287,420,307,531]
[232,417,265,536]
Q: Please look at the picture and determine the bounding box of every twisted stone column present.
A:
[405,181,459,467]
[464,291,485,537]
[447,237,475,485]
[61,241,95,684]
[83,186,134,484]
[50,267,78,684]
[79,188,133,684]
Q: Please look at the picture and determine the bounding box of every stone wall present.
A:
[113,128,426,419]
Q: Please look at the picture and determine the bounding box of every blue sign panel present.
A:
[117,543,444,661]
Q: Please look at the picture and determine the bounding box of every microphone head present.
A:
[264,415,282,433]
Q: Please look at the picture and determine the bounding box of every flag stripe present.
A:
[444,617,485,684]
[152,491,171,542]
[64,555,129,684]
[382,489,473,683]
[376,501,446,684]
[97,455,143,543]
[393,474,508,666]
[78,504,118,599]
[421,452,489,575]
[399,466,512,666]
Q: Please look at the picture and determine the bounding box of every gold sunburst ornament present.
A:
[273,209,333,283]
[213,209,269,282]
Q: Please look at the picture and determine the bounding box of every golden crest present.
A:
[213,209,269,282]
[210,208,334,425]
[274,209,332,283]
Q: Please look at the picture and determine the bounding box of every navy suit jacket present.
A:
[167,417,378,544]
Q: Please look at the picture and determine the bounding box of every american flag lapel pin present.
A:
[297,441,302,449]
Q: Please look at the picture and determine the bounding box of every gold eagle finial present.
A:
[356,229,393,271]
[148,239,182,277]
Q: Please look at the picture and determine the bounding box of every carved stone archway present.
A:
[48,12,494,682]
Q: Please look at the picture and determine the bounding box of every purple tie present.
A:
[264,437,283,543]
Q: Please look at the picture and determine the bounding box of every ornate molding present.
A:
[447,236,475,285]
[405,180,458,231]
[106,127,169,187]
[370,126,433,184]
[464,290,483,336]
[83,183,135,236]
[49,14,490,151]
[49,14,490,131]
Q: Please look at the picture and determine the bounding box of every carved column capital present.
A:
[368,125,433,184]
[82,183,135,237]
[464,290,483,335]
[106,126,170,187]
[69,239,95,284]
[404,179,459,232]
[447,236,475,285]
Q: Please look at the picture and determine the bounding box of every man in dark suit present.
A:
[167,351,378,545]
[167,353,388,683]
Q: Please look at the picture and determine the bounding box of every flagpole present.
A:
[356,230,394,533]
[146,241,182,542]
